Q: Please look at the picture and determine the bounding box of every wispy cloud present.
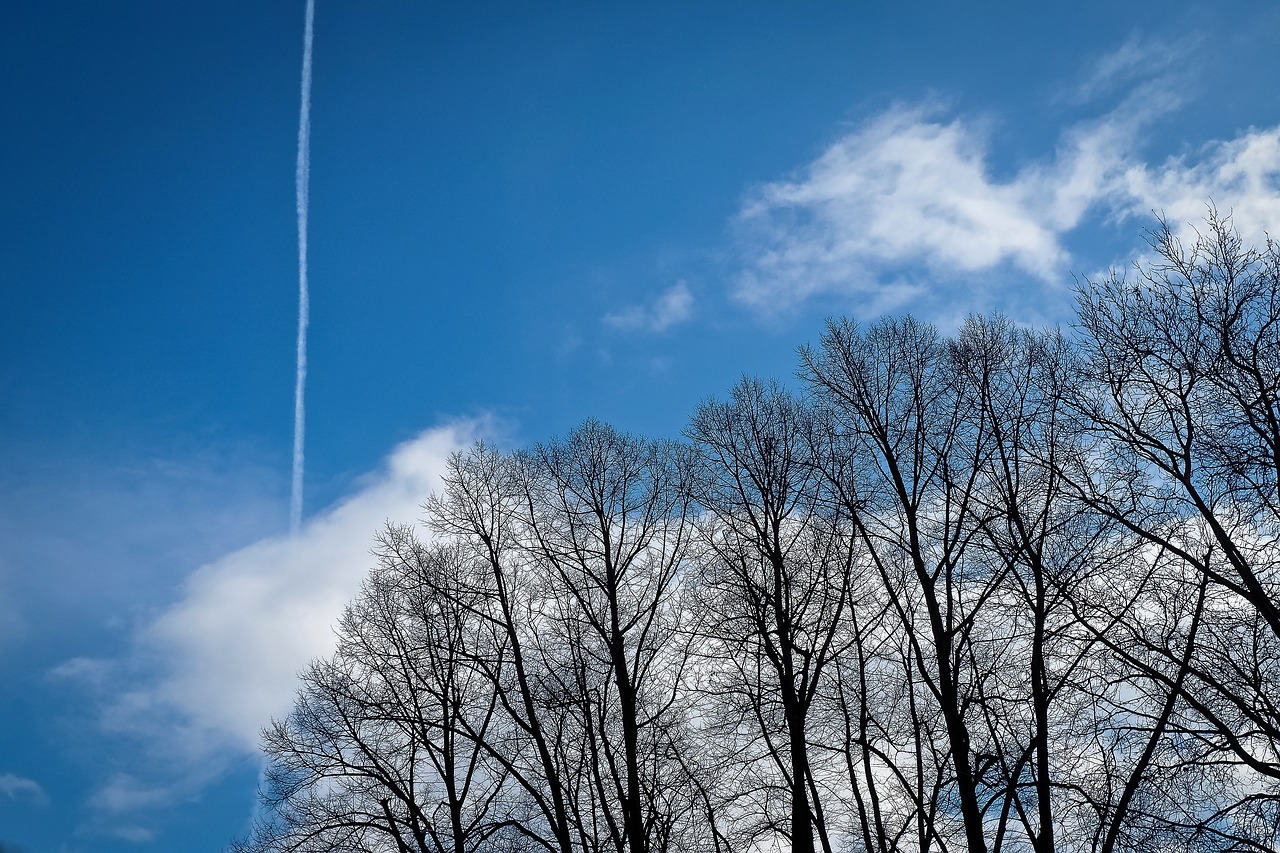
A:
[0,571,23,647]
[1119,127,1280,245]
[0,440,286,657]
[0,768,46,804]
[603,281,694,333]
[0,772,47,805]
[87,774,170,815]
[730,39,1279,320]
[109,824,156,844]
[1067,34,1191,105]
[731,98,1152,317]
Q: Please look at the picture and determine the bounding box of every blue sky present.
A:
[3,1,1279,849]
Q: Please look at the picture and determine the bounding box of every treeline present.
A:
[235,215,1280,853]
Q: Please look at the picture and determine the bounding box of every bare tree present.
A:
[515,420,706,853]
[427,426,712,853]
[947,315,1187,853]
[687,378,859,853]
[240,209,1280,853]
[804,315,1033,853]
[1070,212,1280,849]
[235,531,509,853]
[427,442,578,853]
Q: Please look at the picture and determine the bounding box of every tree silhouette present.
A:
[240,214,1280,853]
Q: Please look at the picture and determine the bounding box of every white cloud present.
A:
[1119,127,1280,245]
[733,94,1280,317]
[1068,35,1189,105]
[603,281,694,332]
[88,774,170,815]
[725,35,1280,320]
[60,420,489,823]
[129,421,480,752]
[732,102,1145,316]
[0,772,47,805]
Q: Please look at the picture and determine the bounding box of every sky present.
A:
[2,1,1279,849]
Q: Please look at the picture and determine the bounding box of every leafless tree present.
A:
[803,316,989,852]
[427,425,713,853]
[686,378,860,853]
[514,421,707,853]
[427,442,578,853]
[1070,212,1280,849]
[240,210,1280,853]
[234,531,510,853]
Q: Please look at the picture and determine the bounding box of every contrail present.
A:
[291,0,315,535]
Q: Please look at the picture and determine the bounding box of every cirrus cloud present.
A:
[0,772,47,805]
[604,281,695,333]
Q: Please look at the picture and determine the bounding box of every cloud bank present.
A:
[65,421,485,829]
[139,422,478,751]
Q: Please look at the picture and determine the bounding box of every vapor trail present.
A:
[291,0,314,535]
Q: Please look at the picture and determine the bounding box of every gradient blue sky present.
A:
[3,2,1280,849]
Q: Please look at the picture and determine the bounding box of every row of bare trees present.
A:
[235,215,1280,853]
